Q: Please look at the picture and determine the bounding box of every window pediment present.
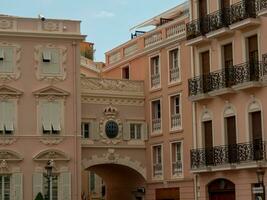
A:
[0,85,23,98]
[33,149,70,161]
[0,149,23,161]
[33,86,69,98]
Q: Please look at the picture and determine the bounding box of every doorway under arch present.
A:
[208,179,235,200]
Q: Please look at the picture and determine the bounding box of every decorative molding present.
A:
[42,21,60,32]
[34,43,67,82]
[103,104,118,117]
[82,150,146,180]
[33,85,69,98]
[81,77,144,97]
[0,85,23,99]
[0,137,17,145]
[0,41,21,83]
[81,96,144,106]
[39,137,64,145]
[33,149,70,161]
[0,149,23,161]
[0,19,14,30]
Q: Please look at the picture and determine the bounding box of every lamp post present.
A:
[255,167,265,200]
[44,160,53,200]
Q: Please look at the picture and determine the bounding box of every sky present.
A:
[0,0,185,61]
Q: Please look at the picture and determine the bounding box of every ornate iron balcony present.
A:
[186,17,209,40]
[230,0,257,25]
[191,139,266,169]
[256,0,267,13]
[188,61,262,97]
[208,8,231,32]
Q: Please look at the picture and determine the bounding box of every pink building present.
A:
[0,15,84,200]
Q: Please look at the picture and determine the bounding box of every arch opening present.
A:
[208,179,235,200]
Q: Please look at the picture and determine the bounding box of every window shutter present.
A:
[123,121,130,140]
[142,122,148,141]
[51,101,61,131]
[0,48,4,60]
[33,173,43,199]
[12,173,23,200]
[0,47,14,73]
[60,172,71,200]
[0,102,4,131]
[42,50,51,62]
[41,102,51,131]
[91,121,100,140]
[4,101,15,131]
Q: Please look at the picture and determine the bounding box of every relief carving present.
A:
[0,19,13,29]
[42,21,60,32]
[39,137,64,145]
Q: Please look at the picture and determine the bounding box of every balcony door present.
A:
[250,111,263,160]
[223,43,233,86]
[221,0,230,8]
[203,120,213,165]
[225,116,237,163]
[248,35,259,81]
[199,0,207,18]
[201,51,210,92]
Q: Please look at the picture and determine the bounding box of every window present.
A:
[151,100,161,133]
[153,145,163,176]
[171,142,182,176]
[41,101,61,135]
[150,56,160,88]
[122,66,130,79]
[105,120,119,139]
[41,48,61,75]
[43,175,58,200]
[0,47,14,73]
[81,122,90,138]
[89,172,95,192]
[0,101,15,135]
[170,95,181,130]
[0,175,11,200]
[169,48,180,82]
[130,123,142,139]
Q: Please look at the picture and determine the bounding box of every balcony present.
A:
[171,114,181,130]
[172,161,182,175]
[186,0,260,42]
[169,67,180,83]
[151,73,161,88]
[153,163,163,176]
[229,0,259,30]
[256,0,267,17]
[188,61,263,101]
[152,118,161,133]
[191,140,266,171]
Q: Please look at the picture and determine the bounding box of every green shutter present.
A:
[4,101,15,131]
[142,122,148,141]
[12,173,23,200]
[0,47,14,73]
[33,173,43,199]
[60,172,71,200]
[51,101,61,131]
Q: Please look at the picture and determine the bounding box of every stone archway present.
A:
[82,154,146,200]
[208,179,235,200]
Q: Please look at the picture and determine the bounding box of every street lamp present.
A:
[255,166,265,200]
[44,160,54,200]
[257,167,265,185]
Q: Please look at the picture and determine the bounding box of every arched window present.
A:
[208,179,235,200]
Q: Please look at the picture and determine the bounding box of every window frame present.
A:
[170,141,183,178]
[151,143,163,179]
[150,98,162,135]
[168,46,181,84]
[149,53,161,90]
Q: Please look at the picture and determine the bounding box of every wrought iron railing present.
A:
[230,0,257,24]
[172,161,182,174]
[153,163,163,176]
[256,0,267,13]
[152,118,161,132]
[151,73,160,88]
[170,67,180,82]
[191,139,266,169]
[188,61,261,97]
[262,54,267,76]
[171,114,181,130]
[186,0,257,40]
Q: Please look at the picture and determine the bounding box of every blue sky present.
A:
[0,0,185,61]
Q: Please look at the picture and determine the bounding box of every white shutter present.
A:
[60,172,71,200]
[33,173,43,199]
[1,47,13,73]
[123,121,130,140]
[42,50,51,62]
[49,49,60,74]
[0,48,4,60]
[4,101,15,131]
[51,101,61,131]
[0,102,4,131]
[91,121,100,140]
[12,173,23,200]
[41,102,51,131]
[142,122,148,141]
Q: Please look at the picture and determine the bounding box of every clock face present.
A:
[105,121,119,139]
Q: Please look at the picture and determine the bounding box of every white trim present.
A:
[167,45,181,85]
[241,28,261,63]
[151,143,164,180]
[169,140,184,179]
[148,53,162,91]
[150,98,162,135]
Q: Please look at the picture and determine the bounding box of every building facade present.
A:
[0,15,84,200]
[187,0,267,200]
